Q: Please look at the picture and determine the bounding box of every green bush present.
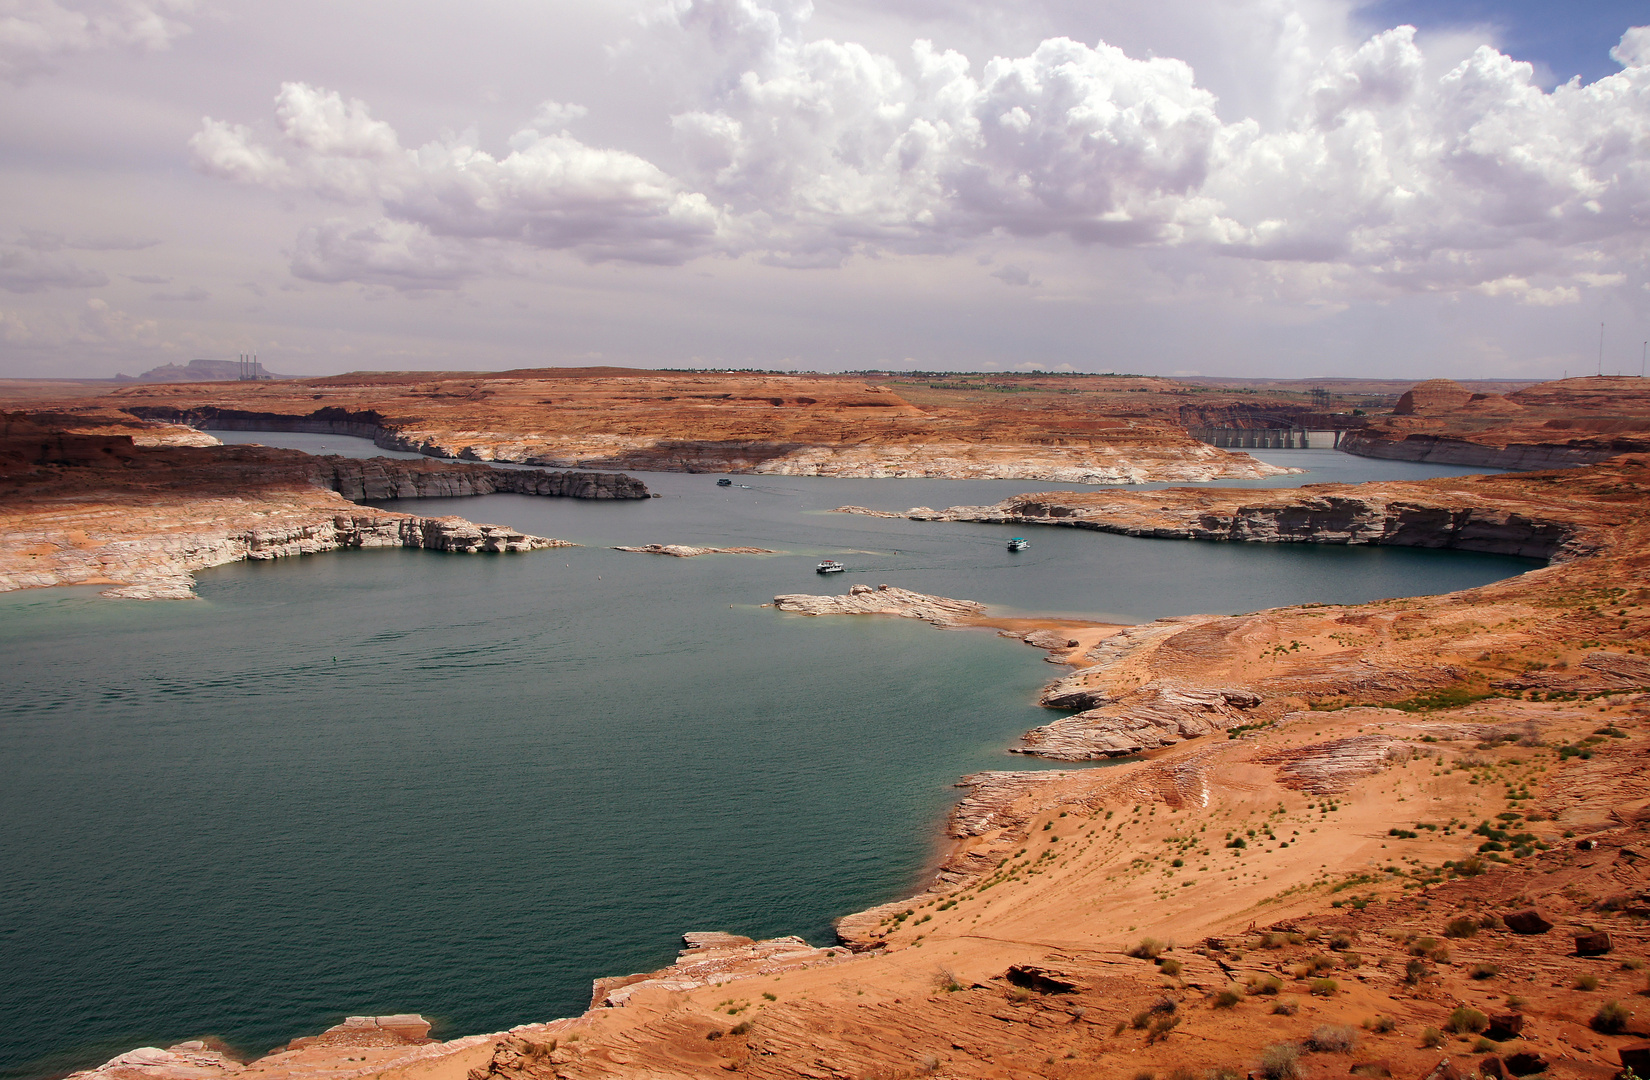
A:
[1593,1000,1631,1034]
[1247,974,1283,996]
[1421,1027,1445,1049]
[1577,974,1601,992]
[1212,988,1242,1009]
[1445,1007,1488,1035]
[1444,916,1479,938]
[1308,978,1339,997]
[1470,963,1500,980]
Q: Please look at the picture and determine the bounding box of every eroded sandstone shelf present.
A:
[0,415,647,598]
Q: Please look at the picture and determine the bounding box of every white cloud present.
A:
[0,245,108,291]
[77,296,157,342]
[0,0,198,82]
[290,218,478,290]
[187,3,1650,303]
[192,82,728,275]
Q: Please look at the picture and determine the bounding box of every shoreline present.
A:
[29,454,1650,1080]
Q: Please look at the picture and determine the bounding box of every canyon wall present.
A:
[110,370,1296,484]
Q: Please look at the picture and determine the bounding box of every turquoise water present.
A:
[0,440,1538,1080]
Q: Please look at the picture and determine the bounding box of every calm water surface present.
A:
[0,437,1535,1079]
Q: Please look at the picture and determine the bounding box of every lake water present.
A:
[0,436,1536,1080]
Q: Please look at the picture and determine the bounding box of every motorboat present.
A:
[816,559,845,574]
[716,478,733,486]
[1007,537,1030,551]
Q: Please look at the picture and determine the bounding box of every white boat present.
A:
[816,559,845,574]
[1007,537,1030,551]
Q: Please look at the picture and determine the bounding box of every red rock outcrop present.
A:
[1347,376,1650,469]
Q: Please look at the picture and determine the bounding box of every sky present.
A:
[1,0,1647,381]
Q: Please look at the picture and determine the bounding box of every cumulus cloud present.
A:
[0,0,198,82]
[189,2,1650,302]
[191,82,727,278]
[0,245,108,292]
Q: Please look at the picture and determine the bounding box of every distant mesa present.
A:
[115,358,291,383]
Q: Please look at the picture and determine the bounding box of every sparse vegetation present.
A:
[1444,916,1480,938]
[1257,1044,1301,1080]
[1445,1007,1489,1035]
[1306,1025,1357,1053]
[1128,938,1171,960]
[1593,1001,1631,1033]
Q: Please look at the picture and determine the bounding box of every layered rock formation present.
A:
[869,471,1600,561]
[312,456,649,501]
[773,583,985,626]
[0,420,609,598]
[102,368,1294,483]
[590,933,855,1009]
[1343,376,1650,469]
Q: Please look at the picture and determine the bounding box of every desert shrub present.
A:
[1577,974,1601,991]
[1367,1015,1396,1033]
[1421,1027,1445,1048]
[1309,978,1339,997]
[1147,1015,1181,1042]
[1409,937,1440,957]
[1330,931,1356,950]
[1248,973,1283,996]
[1341,952,1363,969]
[1306,1025,1358,1053]
[1150,996,1179,1014]
[728,1021,750,1036]
[1444,916,1480,938]
[1206,1068,1242,1080]
[1445,1007,1489,1035]
[1593,1000,1631,1034]
[1128,938,1171,960]
[1257,1043,1301,1080]
[1159,957,1183,977]
[1131,1010,1151,1030]
[1470,963,1500,980]
[1307,953,1338,973]
[1171,1069,1198,1080]
[1260,931,1286,948]
[1272,998,1299,1016]
[1454,856,1486,877]
[1212,988,1242,1009]
[1474,1037,1499,1053]
[1405,958,1429,984]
